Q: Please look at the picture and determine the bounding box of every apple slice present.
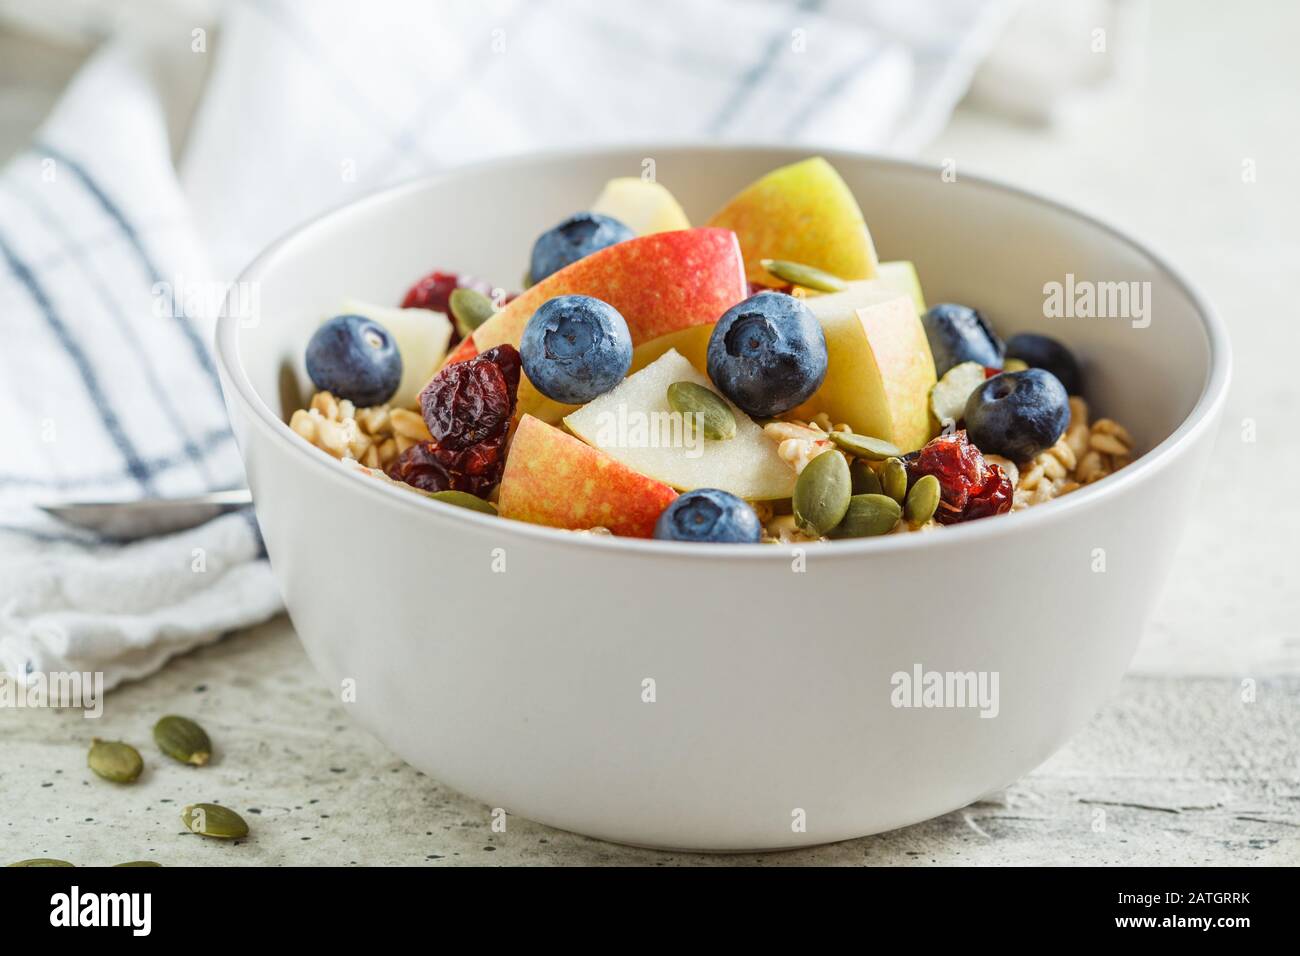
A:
[464,227,744,355]
[590,178,691,235]
[876,260,926,315]
[498,415,677,537]
[340,299,452,409]
[564,349,796,500]
[629,323,713,376]
[707,156,878,287]
[789,281,937,454]
[451,227,746,423]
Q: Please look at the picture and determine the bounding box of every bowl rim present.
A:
[216,142,1232,561]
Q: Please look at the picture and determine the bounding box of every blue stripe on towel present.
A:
[32,143,228,405]
[0,231,155,493]
[8,180,214,481]
[0,425,233,489]
[705,0,826,135]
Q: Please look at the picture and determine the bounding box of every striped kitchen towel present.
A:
[0,0,1008,690]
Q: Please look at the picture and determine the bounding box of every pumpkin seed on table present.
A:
[759,258,847,293]
[88,739,143,783]
[828,494,902,538]
[792,449,851,536]
[181,804,249,840]
[427,490,497,515]
[850,458,882,496]
[449,287,496,339]
[881,457,909,504]
[666,381,736,441]
[154,715,212,767]
[114,861,162,867]
[905,474,941,525]
[9,858,74,867]
[828,431,901,461]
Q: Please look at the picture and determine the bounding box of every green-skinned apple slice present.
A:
[876,260,926,315]
[707,156,878,287]
[563,349,796,500]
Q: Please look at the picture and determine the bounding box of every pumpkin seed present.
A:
[114,861,162,867]
[88,739,143,783]
[427,490,497,515]
[792,450,851,536]
[850,458,882,496]
[759,258,847,293]
[828,431,901,461]
[154,715,211,767]
[666,381,736,441]
[1002,357,1029,372]
[929,360,986,428]
[9,858,74,867]
[181,804,249,840]
[522,270,533,290]
[881,457,908,504]
[828,494,902,538]
[905,474,941,525]
[449,288,496,339]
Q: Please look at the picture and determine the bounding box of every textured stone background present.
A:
[4,622,1297,865]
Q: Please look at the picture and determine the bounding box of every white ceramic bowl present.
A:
[216,146,1230,850]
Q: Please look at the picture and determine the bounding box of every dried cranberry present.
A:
[386,441,452,493]
[400,270,497,347]
[908,430,1012,525]
[402,270,460,313]
[480,344,521,394]
[386,434,508,498]
[419,344,521,451]
[910,431,987,513]
[963,464,1013,521]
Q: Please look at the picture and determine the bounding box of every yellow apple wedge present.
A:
[875,261,926,315]
[498,415,678,538]
[590,178,691,235]
[791,281,937,453]
[707,156,878,287]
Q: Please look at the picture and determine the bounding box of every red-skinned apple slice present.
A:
[442,228,747,422]
[498,415,678,538]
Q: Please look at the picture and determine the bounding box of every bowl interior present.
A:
[234,146,1214,467]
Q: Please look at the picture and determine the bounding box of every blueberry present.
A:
[1004,332,1083,396]
[653,489,762,544]
[965,369,1070,462]
[520,295,633,404]
[529,212,634,283]
[305,314,402,406]
[922,303,1004,376]
[706,291,828,418]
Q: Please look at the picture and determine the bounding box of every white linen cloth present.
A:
[0,0,1009,690]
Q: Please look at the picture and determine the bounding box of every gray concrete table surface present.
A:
[4,0,1299,865]
[4,621,1297,866]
